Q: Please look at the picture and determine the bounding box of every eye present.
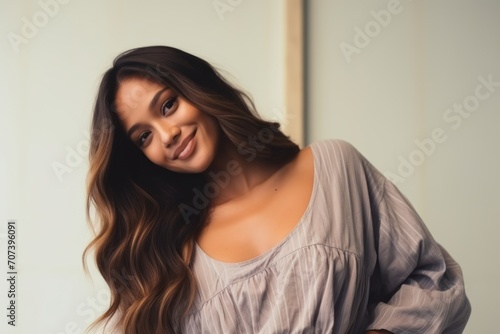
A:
[161,97,178,116]
[136,131,151,147]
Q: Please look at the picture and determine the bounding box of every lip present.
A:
[174,131,196,160]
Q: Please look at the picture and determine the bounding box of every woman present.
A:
[84,46,471,333]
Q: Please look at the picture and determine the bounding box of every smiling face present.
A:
[114,77,220,173]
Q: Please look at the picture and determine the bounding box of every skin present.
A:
[114,77,315,258]
[115,77,220,173]
[115,77,392,334]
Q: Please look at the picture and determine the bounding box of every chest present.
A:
[196,159,314,263]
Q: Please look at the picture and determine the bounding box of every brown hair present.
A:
[83,46,299,333]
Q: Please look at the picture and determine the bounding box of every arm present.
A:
[365,178,471,333]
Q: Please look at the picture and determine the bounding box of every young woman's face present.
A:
[115,77,220,173]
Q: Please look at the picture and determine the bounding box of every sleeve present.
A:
[364,169,471,333]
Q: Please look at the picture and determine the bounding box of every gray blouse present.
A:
[183,139,471,333]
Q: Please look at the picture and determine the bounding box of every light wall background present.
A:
[1,0,497,333]
[0,1,286,333]
[306,1,500,333]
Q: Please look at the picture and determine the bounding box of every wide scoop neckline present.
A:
[194,143,319,268]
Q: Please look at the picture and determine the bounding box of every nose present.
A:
[157,122,181,148]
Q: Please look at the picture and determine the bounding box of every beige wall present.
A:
[306,1,500,332]
[0,1,286,333]
[3,0,497,332]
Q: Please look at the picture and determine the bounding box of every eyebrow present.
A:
[149,87,169,112]
[126,87,169,138]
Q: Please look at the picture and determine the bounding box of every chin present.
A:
[170,155,215,174]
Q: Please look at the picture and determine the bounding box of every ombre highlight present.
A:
[83,46,299,333]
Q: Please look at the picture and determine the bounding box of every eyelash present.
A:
[161,96,178,116]
[136,131,150,147]
[136,96,178,147]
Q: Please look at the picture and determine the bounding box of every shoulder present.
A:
[308,139,386,189]
[308,139,364,168]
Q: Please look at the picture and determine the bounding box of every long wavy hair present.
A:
[83,45,300,333]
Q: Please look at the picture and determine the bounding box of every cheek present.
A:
[204,116,220,138]
[143,142,164,165]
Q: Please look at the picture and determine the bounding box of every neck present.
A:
[204,138,282,207]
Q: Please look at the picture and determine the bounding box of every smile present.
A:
[175,131,196,160]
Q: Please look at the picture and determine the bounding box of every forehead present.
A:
[114,77,164,124]
[115,77,163,111]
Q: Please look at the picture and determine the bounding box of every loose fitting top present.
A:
[183,139,471,333]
